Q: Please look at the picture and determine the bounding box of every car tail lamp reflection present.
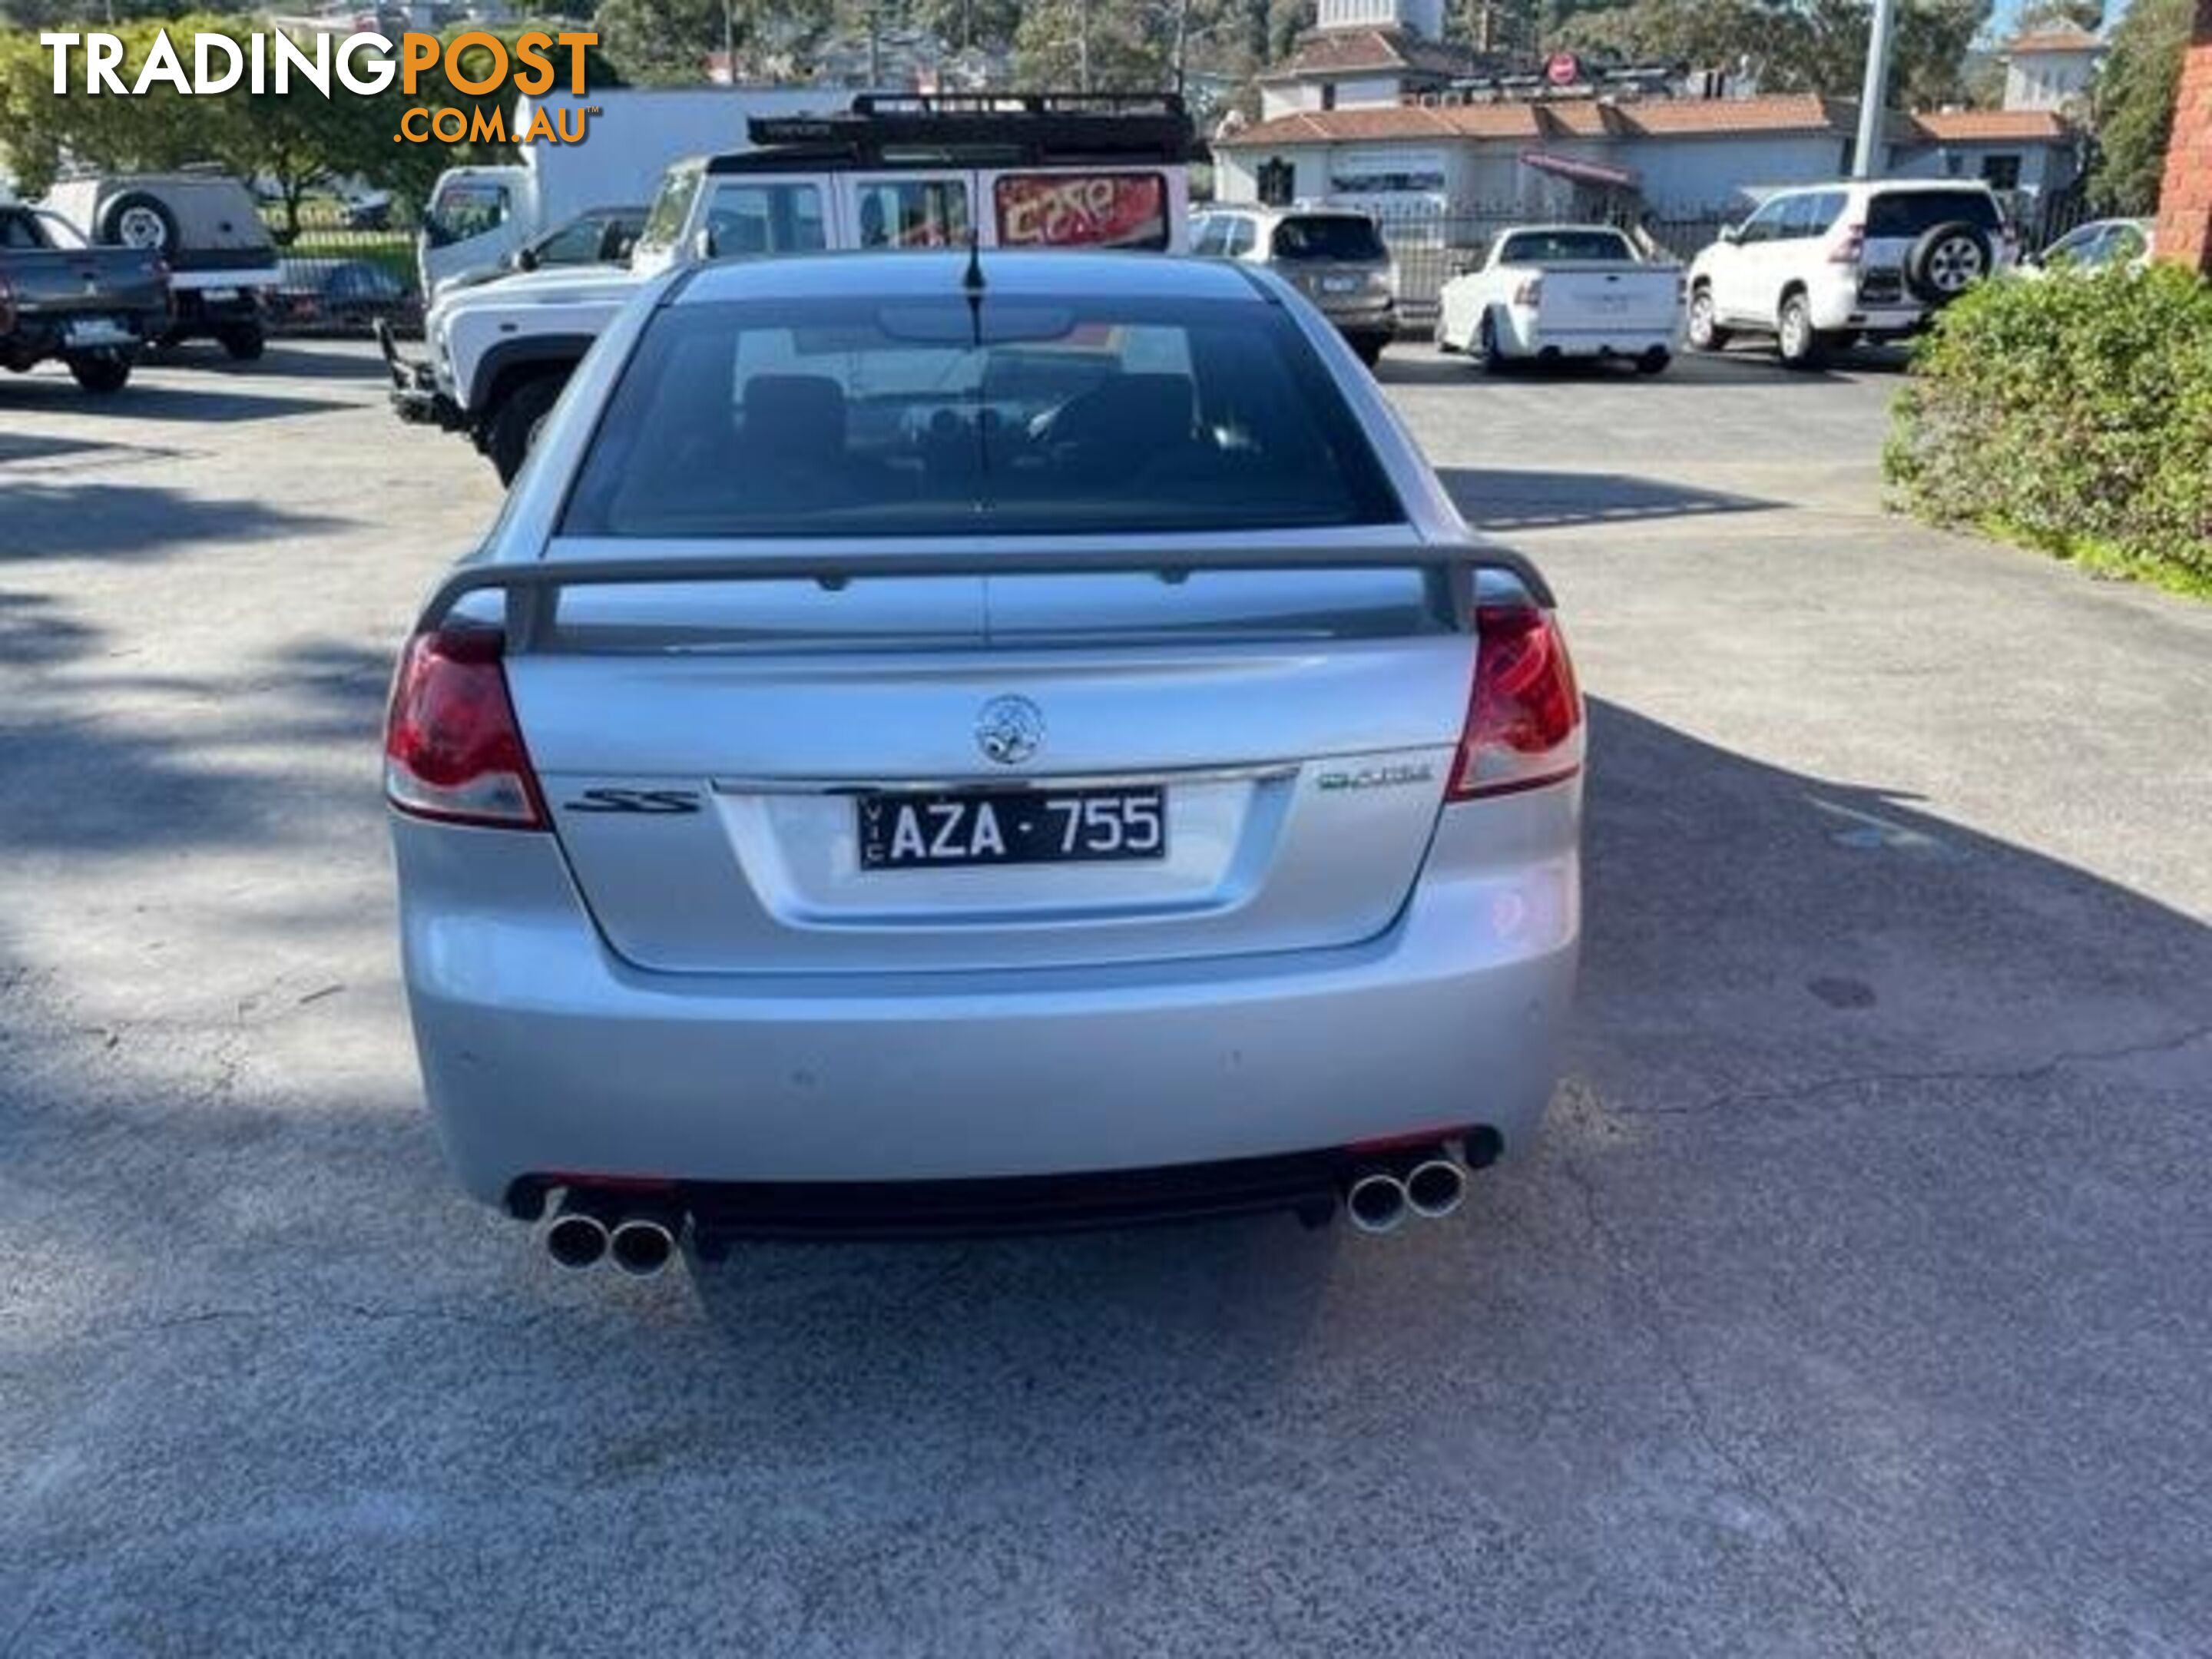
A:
[1448,603,1584,800]
[383,628,547,829]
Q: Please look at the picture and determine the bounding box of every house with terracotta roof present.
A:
[1216,0,2085,230]
[1215,93,2082,227]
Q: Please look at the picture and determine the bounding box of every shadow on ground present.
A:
[1378,344,1912,389]
[142,340,399,380]
[1,692,2207,1654]
[0,481,346,561]
[0,374,353,423]
[1439,465,1777,531]
[0,629,390,854]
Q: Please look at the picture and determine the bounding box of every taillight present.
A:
[1512,276,1542,307]
[1827,223,1865,265]
[383,628,546,828]
[1447,603,1583,800]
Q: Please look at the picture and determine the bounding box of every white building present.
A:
[2001,28,2104,113]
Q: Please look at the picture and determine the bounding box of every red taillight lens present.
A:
[1827,224,1865,265]
[383,628,546,828]
[1447,603,1583,801]
[1512,276,1543,306]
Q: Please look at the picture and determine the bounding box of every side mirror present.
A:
[1718,224,1743,246]
[1447,250,1479,276]
[514,246,539,272]
[690,225,717,262]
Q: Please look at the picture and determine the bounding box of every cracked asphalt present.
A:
[4,340,2210,1657]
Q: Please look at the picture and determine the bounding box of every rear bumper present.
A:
[1500,320,1675,360]
[1,313,151,366]
[1320,300,1397,339]
[394,790,1581,1206]
[1803,275,1927,334]
[376,320,465,429]
[168,289,263,329]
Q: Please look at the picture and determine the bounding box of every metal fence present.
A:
[1371,191,2088,333]
[256,205,422,337]
[1372,204,1736,333]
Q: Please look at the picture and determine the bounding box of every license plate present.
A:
[1320,275,1359,293]
[858,786,1166,869]
[204,286,239,301]
[64,320,131,347]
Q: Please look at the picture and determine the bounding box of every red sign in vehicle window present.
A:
[993,174,1170,250]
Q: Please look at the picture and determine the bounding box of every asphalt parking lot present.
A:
[5,339,2210,1657]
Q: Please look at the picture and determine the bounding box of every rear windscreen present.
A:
[1496,229,1636,263]
[560,293,1402,539]
[1866,191,2001,237]
[1270,217,1386,262]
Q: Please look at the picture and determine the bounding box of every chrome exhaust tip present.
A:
[544,1209,609,1271]
[1346,1172,1409,1235]
[1404,1157,1467,1220]
[608,1216,677,1280]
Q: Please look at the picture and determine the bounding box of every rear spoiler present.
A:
[415,545,1555,647]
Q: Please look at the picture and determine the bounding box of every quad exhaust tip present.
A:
[543,1190,677,1278]
[1346,1172,1409,1234]
[544,1209,609,1271]
[608,1217,677,1279]
[1403,1158,1466,1220]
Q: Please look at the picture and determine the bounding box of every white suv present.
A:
[1686,180,2013,367]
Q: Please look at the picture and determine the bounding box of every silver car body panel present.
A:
[397,786,1578,1200]
[392,250,1581,1209]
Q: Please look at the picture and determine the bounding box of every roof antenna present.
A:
[962,227,986,347]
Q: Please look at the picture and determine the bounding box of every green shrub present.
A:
[1886,265,2212,594]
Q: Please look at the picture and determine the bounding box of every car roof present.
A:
[674,250,1262,307]
[1766,178,1995,195]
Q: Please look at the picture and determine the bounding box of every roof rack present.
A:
[741,91,1195,167]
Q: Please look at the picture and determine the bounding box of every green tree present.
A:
[1012,0,1174,88]
[2013,0,2102,34]
[1558,0,1988,107]
[2089,0,2192,214]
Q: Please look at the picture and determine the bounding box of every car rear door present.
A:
[1863,189,2000,290]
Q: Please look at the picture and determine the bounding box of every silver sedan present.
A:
[382,250,1583,1274]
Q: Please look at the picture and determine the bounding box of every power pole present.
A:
[1852,0,1899,178]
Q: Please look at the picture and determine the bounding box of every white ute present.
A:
[382,92,1192,484]
[1435,224,1681,374]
